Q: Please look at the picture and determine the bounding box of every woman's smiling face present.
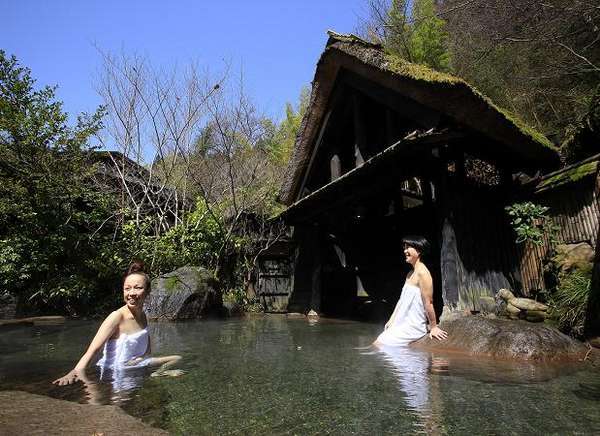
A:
[123,273,148,309]
[403,244,420,265]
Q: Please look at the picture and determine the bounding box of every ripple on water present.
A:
[1,317,599,435]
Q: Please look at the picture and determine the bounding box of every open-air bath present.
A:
[1,316,599,434]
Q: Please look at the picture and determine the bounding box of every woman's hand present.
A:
[429,326,448,340]
[125,356,145,366]
[53,368,85,386]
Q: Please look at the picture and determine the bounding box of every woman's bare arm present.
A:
[53,310,122,385]
[418,270,447,340]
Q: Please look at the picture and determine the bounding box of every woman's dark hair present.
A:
[402,235,430,257]
[123,260,151,291]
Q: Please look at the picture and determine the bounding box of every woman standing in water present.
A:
[374,236,447,346]
[53,261,182,386]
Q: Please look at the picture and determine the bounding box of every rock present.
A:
[524,313,545,323]
[0,316,66,328]
[506,302,521,315]
[589,337,600,349]
[496,289,549,321]
[145,266,221,321]
[0,391,168,435]
[525,310,549,319]
[497,289,516,301]
[0,293,16,319]
[412,316,587,361]
[552,242,594,273]
[509,298,549,312]
[307,309,319,317]
[223,301,244,317]
[478,296,496,314]
[439,306,468,323]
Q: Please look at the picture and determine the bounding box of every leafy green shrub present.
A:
[505,201,557,246]
[222,287,263,313]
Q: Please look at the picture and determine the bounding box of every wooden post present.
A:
[330,153,341,181]
[310,227,322,313]
[436,152,460,314]
[353,93,366,167]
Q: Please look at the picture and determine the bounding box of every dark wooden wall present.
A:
[439,179,519,311]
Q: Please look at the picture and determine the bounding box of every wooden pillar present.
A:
[287,224,320,314]
[330,152,341,181]
[436,151,460,314]
[310,227,322,313]
[353,93,366,167]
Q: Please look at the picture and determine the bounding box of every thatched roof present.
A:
[280,31,558,205]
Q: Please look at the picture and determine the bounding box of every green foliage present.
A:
[505,202,557,246]
[560,86,600,164]
[440,0,600,141]
[385,0,451,71]
[0,50,119,315]
[549,267,592,338]
[116,199,223,277]
[261,86,310,165]
[222,287,263,312]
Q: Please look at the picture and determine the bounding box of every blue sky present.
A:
[2,0,366,123]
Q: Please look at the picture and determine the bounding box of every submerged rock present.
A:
[0,391,168,435]
[412,316,587,361]
[145,266,221,321]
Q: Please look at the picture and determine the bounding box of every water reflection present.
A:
[375,346,432,412]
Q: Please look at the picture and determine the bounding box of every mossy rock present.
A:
[413,316,587,361]
[552,243,594,274]
[146,266,221,321]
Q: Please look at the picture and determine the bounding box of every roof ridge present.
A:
[326,30,382,49]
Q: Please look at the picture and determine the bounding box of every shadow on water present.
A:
[1,316,600,435]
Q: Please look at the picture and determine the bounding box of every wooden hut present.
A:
[279,32,560,319]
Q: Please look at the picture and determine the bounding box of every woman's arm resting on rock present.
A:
[419,272,447,341]
[53,311,121,385]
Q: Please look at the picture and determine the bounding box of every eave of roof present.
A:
[279,130,462,223]
[533,153,600,193]
[280,31,559,206]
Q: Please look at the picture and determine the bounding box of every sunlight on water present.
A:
[1,316,599,434]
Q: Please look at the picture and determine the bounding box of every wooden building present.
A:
[518,155,600,293]
[278,32,561,319]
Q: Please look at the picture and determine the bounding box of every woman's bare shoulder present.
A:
[415,264,432,281]
[105,308,125,324]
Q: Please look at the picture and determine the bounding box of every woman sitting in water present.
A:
[374,236,447,347]
[53,261,182,386]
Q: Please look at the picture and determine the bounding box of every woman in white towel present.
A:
[374,236,447,346]
[53,261,182,387]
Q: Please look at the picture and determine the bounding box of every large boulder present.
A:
[0,292,16,319]
[552,242,595,274]
[0,391,168,435]
[412,316,587,361]
[145,266,221,321]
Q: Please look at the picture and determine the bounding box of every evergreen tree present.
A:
[382,0,451,71]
